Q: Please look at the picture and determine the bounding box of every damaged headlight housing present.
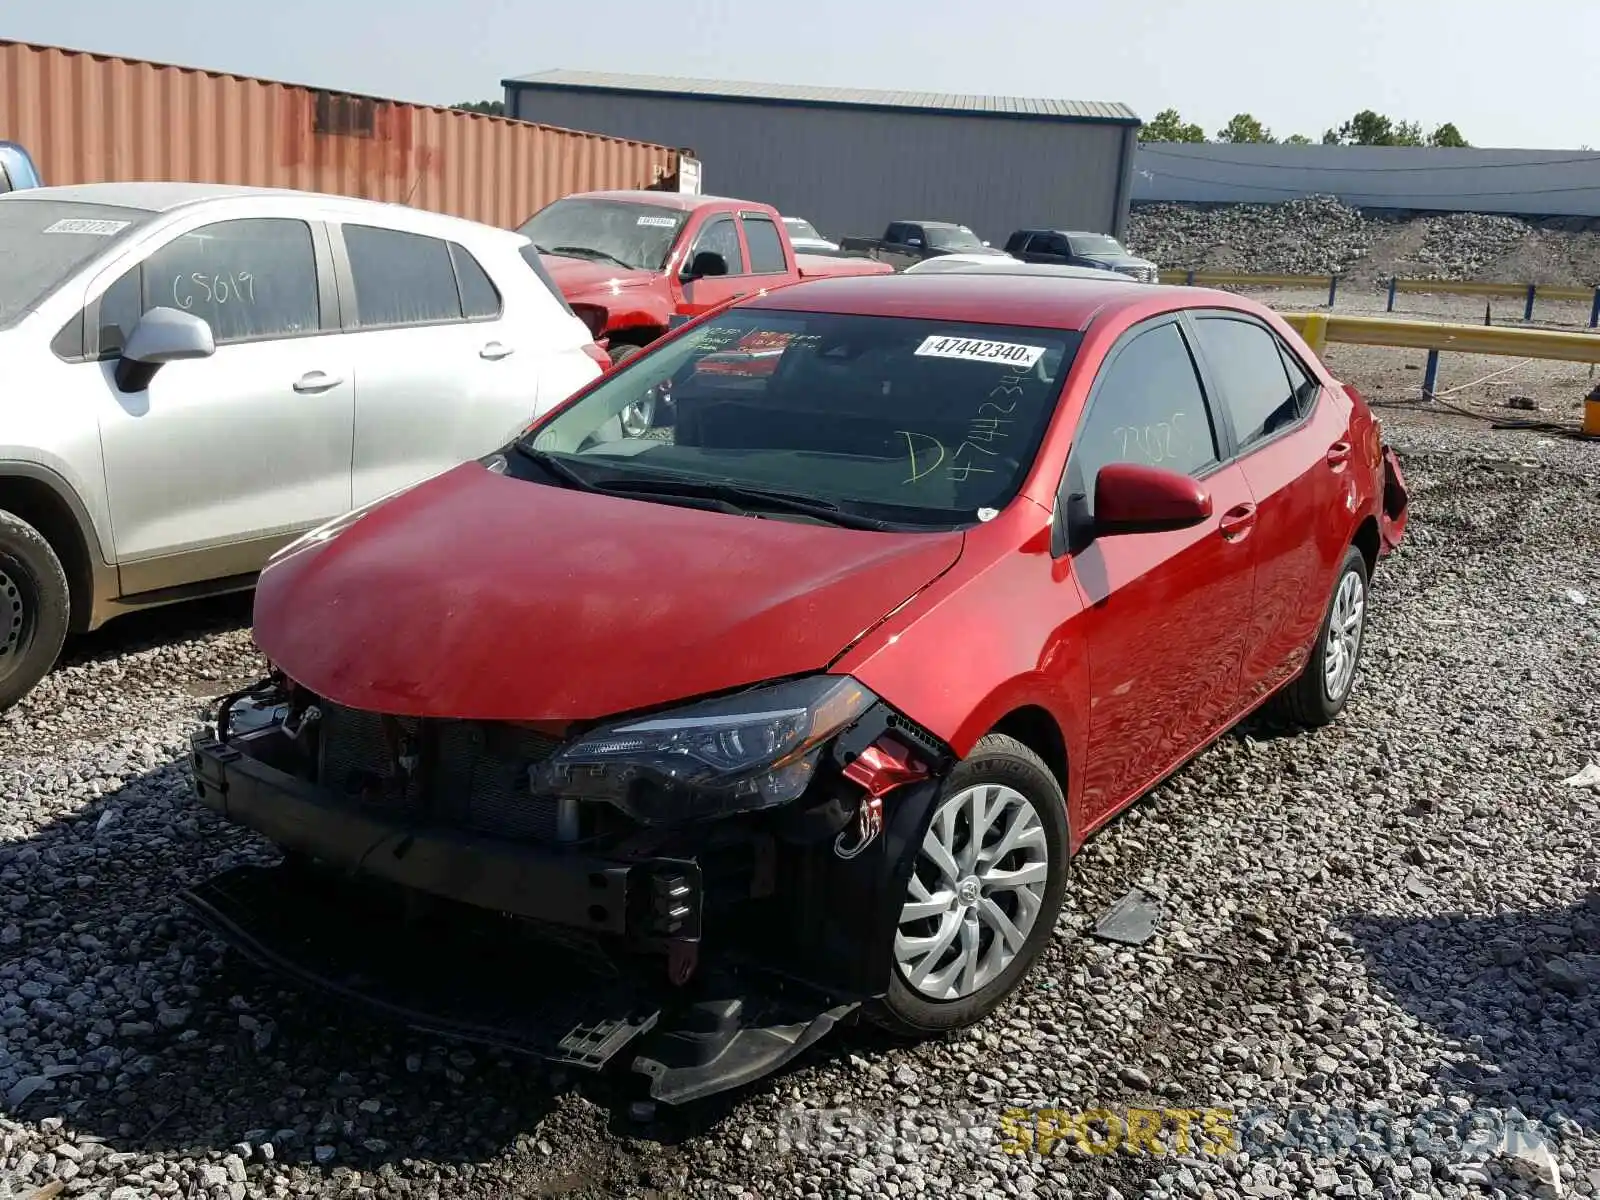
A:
[531,675,877,824]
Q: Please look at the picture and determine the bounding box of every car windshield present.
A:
[0,198,153,328]
[785,218,823,240]
[517,198,688,272]
[1071,234,1126,256]
[518,308,1082,530]
[925,225,985,251]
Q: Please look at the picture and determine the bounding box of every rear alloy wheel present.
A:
[0,509,70,712]
[874,734,1069,1035]
[1269,543,1369,727]
[609,343,656,437]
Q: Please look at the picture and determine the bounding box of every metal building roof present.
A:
[503,69,1139,124]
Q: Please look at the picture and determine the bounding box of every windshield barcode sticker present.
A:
[636,215,677,227]
[914,335,1045,369]
[43,218,132,236]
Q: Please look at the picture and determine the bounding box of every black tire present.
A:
[1269,543,1369,728]
[871,733,1069,1036]
[0,509,70,712]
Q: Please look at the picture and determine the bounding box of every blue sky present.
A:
[10,0,1597,150]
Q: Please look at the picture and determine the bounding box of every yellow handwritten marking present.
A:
[1124,1108,1166,1156]
[1166,1108,1201,1155]
[998,1108,1034,1156]
[1201,1108,1238,1155]
[898,430,946,483]
[1079,1109,1123,1155]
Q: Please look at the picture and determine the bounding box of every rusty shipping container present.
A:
[0,39,689,227]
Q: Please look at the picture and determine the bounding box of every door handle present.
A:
[1219,503,1257,541]
[292,371,344,393]
[480,342,515,361]
[1326,440,1352,469]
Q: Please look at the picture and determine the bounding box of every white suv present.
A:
[0,182,605,709]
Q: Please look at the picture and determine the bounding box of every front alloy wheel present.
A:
[874,733,1069,1034]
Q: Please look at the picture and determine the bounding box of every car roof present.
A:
[744,271,1199,330]
[2,181,523,242]
[569,189,749,211]
[908,258,1138,281]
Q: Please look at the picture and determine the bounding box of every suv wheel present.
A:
[0,510,70,712]
[872,733,1069,1035]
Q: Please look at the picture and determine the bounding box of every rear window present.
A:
[523,308,1083,529]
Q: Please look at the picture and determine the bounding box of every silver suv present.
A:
[0,183,604,710]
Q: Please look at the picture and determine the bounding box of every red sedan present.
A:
[184,273,1408,1103]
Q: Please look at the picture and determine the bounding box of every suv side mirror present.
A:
[682,250,728,281]
[1093,461,1212,537]
[114,306,216,393]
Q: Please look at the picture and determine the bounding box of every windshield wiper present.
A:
[599,477,899,531]
[549,245,636,271]
[512,445,604,492]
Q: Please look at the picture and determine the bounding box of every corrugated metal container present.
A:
[0,39,685,228]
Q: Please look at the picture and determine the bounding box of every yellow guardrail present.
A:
[1158,268,1600,327]
[1279,311,1600,412]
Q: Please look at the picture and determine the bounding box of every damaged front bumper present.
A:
[184,689,949,1104]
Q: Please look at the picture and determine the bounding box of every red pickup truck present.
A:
[516,190,892,367]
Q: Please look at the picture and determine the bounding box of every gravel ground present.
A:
[1127,197,1600,289]
[2,407,1599,1199]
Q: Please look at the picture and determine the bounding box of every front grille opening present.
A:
[315,703,565,842]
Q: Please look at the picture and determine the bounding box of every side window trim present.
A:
[1180,308,1317,463]
[1053,313,1229,535]
[82,216,331,360]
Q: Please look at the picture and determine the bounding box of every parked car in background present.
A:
[839,220,1013,269]
[184,271,1409,1106]
[905,255,1140,282]
[516,191,891,394]
[0,141,43,193]
[0,182,605,711]
[782,216,840,253]
[1004,229,1159,282]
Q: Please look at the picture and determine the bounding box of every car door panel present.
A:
[1054,317,1259,831]
[1186,313,1351,699]
[92,216,354,592]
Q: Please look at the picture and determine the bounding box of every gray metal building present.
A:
[502,69,1142,244]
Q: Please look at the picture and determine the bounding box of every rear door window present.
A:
[1190,315,1305,450]
[740,215,788,274]
[343,224,463,328]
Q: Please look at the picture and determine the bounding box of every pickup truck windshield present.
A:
[517,198,689,272]
[520,308,1083,529]
[925,225,985,252]
[1070,235,1126,256]
[784,218,824,240]
[0,198,153,328]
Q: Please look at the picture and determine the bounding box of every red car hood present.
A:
[253,463,964,722]
[538,252,660,297]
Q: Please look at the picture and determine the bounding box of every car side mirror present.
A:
[682,250,728,281]
[1093,461,1213,537]
[115,306,215,393]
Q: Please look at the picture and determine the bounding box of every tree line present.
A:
[1141,108,1469,148]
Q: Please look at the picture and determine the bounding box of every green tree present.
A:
[1216,113,1276,144]
[1428,122,1469,148]
[1140,108,1206,143]
[452,99,505,116]
[1323,110,1462,147]
[1392,120,1424,146]
[1283,133,1314,145]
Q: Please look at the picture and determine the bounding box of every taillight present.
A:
[582,343,611,370]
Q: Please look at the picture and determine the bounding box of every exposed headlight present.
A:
[531,675,877,824]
